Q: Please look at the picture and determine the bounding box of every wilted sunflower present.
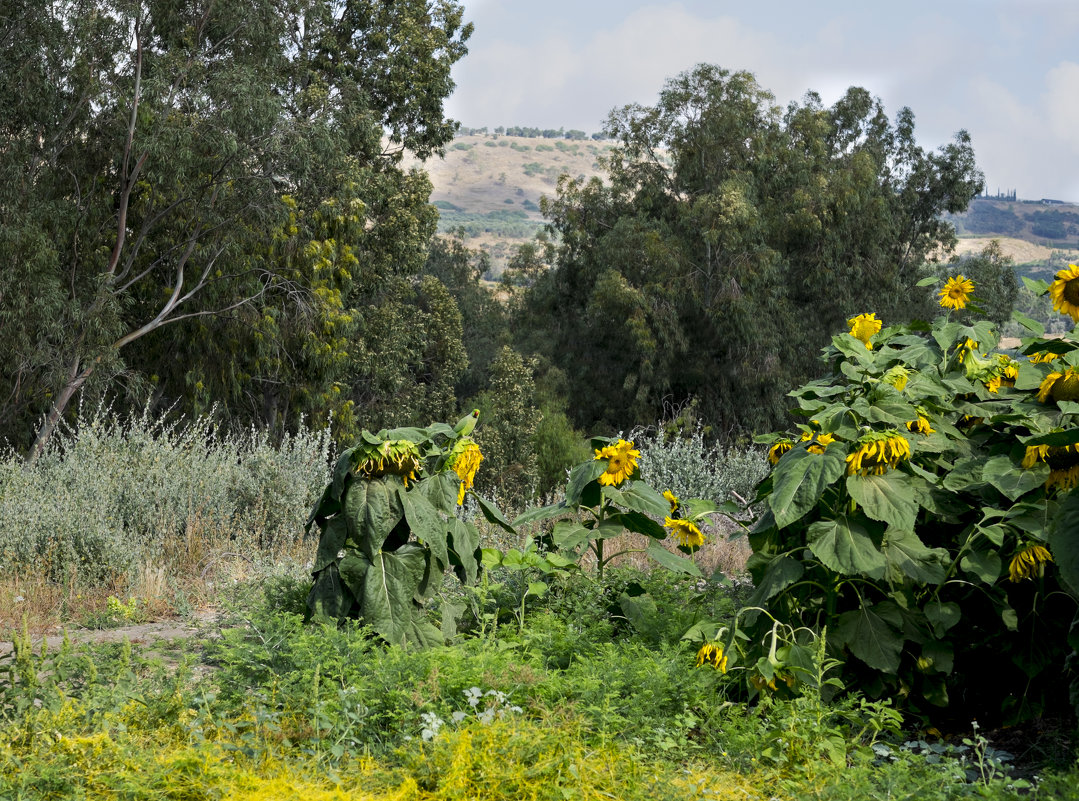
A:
[1008,544,1053,582]
[1049,264,1079,322]
[984,375,1002,393]
[906,415,935,435]
[594,439,640,486]
[696,642,728,672]
[957,338,978,364]
[801,432,836,455]
[847,313,882,349]
[1037,367,1079,404]
[1029,351,1062,365]
[448,437,483,505]
[1047,465,1079,492]
[998,355,1019,385]
[665,516,705,548]
[883,365,909,392]
[353,438,422,486]
[663,490,680,512]
[1022,443,1051,469]
[938,275,974,310]
[1020,441,1079,491]
[768,439,793,465]
[846,431,911,475]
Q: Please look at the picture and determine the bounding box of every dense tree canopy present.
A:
[0,0,471,453]
[516,65,984,435]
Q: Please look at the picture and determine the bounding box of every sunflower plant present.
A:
[514,437,737,579]
[304,411,516,647]
[715,271,1079,721]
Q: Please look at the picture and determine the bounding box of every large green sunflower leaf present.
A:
[610,510,667,539]
[846,472,918,531]
[1022,429,1079,447]
[607,481,669,517]
[306,562,357,623]
[345,477,404,560]
[1050,491,1079,597]
[806,517,886,579]
[982,455,1048,501]
[924,600,961,637]
[745,555,804,608]
[313,516,349,573]
[960,549,1002,584]
[881,528,947,585]
[362,544,426,646]
[397,486,448,567]
[447,518,480,584]
[769,447,846,529]
[1014,361,1048,391]
[474,494,516,534]
[645,541,702,576]
[552,521,592,550]
[514,500,569,527]
[834,603,904,673]
[865,398,921,426]
[566,460,606,506]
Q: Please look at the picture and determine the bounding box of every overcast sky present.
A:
[444,1,1079,202]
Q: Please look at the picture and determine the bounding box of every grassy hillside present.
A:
[408,133,615,269]
[949,198,1079,278]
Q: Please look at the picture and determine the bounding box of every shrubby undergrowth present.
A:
[0,403,332,586]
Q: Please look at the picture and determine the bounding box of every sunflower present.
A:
[1047,465,1079,492]
[938,275,975,310]
[1037,367,1079,403]
[906,415,935,435]
[1049,264,1079,322]
[1022,444,1051,469]
[448,437,483,505]
[665,516,705,548]
[847,313,882,349]
[663,490,680,512]
[768,439,793,465]
[353,438,422,486]
[594,439,640,487]
[883,365,909,392]
[1029,351,1062,365]
[695,642,728,673]
[803,432,836,455]
[957,338,978,364]
[1020,441,1079,491]
[846,431,912,475]
[998,355,1019,384]
[1008,544,1053,583]
[984,375,1002,393]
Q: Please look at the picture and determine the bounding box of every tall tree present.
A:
[518,65,983,435]
[0,0,471,455]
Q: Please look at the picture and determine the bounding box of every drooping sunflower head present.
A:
[695,642,728,673]
[905,415,935,435]
[1037,367,1079,404]
[448,436,483,504]
[984,374,1002,394]
[594,438,640,487]
[845,430,912,476]
[847,313,882,349]
[997,355,1019,383]
[353,438,423,486]
[882,365,910,392]
[957,338,978,364]
[801,431,836,455]
[663,490,680,512]
[1008,544,1053,583]
[768,439,793,465]
[1029,351,1062,365]
[1049,264,1079,322]
[938,275,975,310]
[665,516,705,549]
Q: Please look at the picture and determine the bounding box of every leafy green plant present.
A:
[305,412,516,646]
[727,272,1079,720]
[515,436,740,579]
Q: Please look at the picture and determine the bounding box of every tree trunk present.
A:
[27,357,95,463]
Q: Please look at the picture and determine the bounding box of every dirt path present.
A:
[0,610,219,659]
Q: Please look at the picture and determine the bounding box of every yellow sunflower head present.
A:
[997,355,1019,383]
[984,375,1002,394]
[1049,264,1079,322]
[1037,367,1079,404]
[448,437,483,504]
[847,313,882,349]
[594,438,640,487]
[663,490,680,512]
[957,338,978,364]
[845,430,912,476]
[803,432,836,455]
[665,516,705,549]
[768,439,793,465]
[695,642,728,673]
[905,415,935,435]
[1029,351,1062,365]
[938,275,975,310]
[1008,544,1053,583]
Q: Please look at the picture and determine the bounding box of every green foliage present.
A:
[517,64,983,436]
[305,416,514,646]
[0,0,472,454]
[473,347,540,505]
[733,302,1079,722]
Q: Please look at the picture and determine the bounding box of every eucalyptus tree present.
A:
[518,64,984,435]
[0,0,471,455]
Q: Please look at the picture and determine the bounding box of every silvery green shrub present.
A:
[0,402,333,585]
[628,424,767,507]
